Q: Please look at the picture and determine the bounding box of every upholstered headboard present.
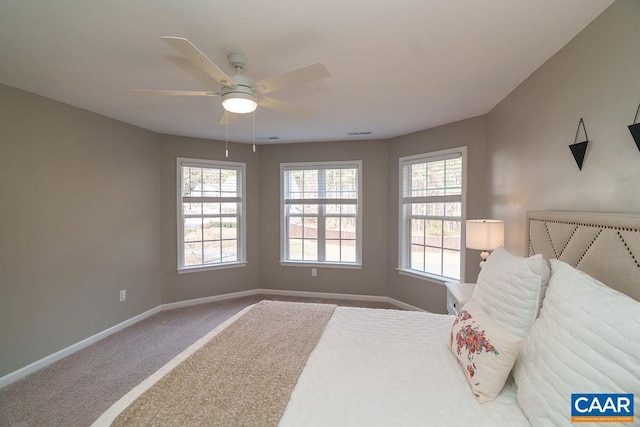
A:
[527,211,640,302]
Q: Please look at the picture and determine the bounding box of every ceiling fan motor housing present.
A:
[221,74,257,113]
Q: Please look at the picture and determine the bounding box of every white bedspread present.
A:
[280,307,530,426]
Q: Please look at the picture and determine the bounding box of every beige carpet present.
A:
[0,295,397,426]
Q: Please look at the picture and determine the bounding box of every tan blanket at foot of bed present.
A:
[112,300,337,427]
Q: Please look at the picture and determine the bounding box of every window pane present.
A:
[202,168,220,196]
[425,247,442,276]
[443,220,461,250]
[303,170,318,198]
[427,161,445,196]
[341,204,356,215]
[184,218,202,242]
[326,169,340,192]
[222,239,238,262]
[411,219,424,245]
[341,240,356,262]
[341,217,356,239]
[445,158,462,195]
[326,204,340,214]
[204,241,221,264]
[288,204,303,214]
[303,217,318,238]
[289,239,303,260]
[411,163,426,197]
[410,244,425,271]
[184,242,202,266]
[326,239,341,262]
[183,202,202,215]
[303,239,318,261]
[427,203,445,216]
[183,167,202,197]
[289,217,303,238]
[221,169,238,195]
[425,220,442,247]
[342,169,357,191]
[221,203,237,214]
[326,217,340,239]
[203,203,220,214]
[203,218,221,241]
[221,217,237,239]
[411,203,426,216]
[443,249,460,280]
[303,204,318,214]
[445,202,461,217]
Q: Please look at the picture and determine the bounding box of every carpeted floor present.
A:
[0,295,399,426]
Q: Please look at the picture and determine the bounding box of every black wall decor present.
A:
[628,103,640,152]
[569,118,589,170]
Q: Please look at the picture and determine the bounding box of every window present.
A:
[281,161,362,267]
[398,147,466,282]
[177,158,246,272]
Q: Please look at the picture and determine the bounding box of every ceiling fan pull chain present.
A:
[253,111,256,153]
[225,111,229,158]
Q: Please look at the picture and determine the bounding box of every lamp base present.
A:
[479,250,490,268]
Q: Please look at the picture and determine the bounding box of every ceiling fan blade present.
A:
[258,96,314,116]
[253,62,330,94]
[218,111,237,125]
[131,89,219,96]
[161,36,237,88]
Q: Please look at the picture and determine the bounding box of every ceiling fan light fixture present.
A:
[221,91,257,114]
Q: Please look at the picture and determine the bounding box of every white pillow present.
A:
[471,246,550,338]
[513,260,640,426]
[449,299,523,402]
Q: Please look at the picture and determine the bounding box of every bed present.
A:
[93,211,640,426]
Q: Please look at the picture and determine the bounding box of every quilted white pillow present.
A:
[471,246,550,338]
[513,260,640,426]
[449,299,523,402]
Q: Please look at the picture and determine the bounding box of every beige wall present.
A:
[0,84,162,377]
[387,116,489,313]
[258,140,389,297]
[159,135,260,303]
[487,0,640,255]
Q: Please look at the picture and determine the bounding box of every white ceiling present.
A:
[0,0,614,144]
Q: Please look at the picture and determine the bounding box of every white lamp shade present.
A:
[221,93,257,114]
[466,220,504,250]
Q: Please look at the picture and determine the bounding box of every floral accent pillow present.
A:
[449,299,523,402]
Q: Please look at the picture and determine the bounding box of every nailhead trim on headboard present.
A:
[527,211,640,302]
[575,229,602,268]
[618,230,640,269]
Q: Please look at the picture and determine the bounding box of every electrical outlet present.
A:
[311,268,317,277]
[119,290,126,302]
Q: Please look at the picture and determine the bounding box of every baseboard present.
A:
[0,288,422,388]
[160,289,261,311]
[0,305,162,389]
[257,288,424,312]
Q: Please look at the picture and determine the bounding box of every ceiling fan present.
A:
[132,37,331,124]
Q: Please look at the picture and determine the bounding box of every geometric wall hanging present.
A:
[628,103,640,152]
[569,117,589,170]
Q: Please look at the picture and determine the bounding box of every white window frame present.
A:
[397,147,467,284]
[280,160,363,268]
[176,157,247,273]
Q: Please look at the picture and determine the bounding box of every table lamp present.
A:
[466,219,504,268]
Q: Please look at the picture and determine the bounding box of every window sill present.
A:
[280,261,362,270]
[178,262,247,274]
[396,268,457,285]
